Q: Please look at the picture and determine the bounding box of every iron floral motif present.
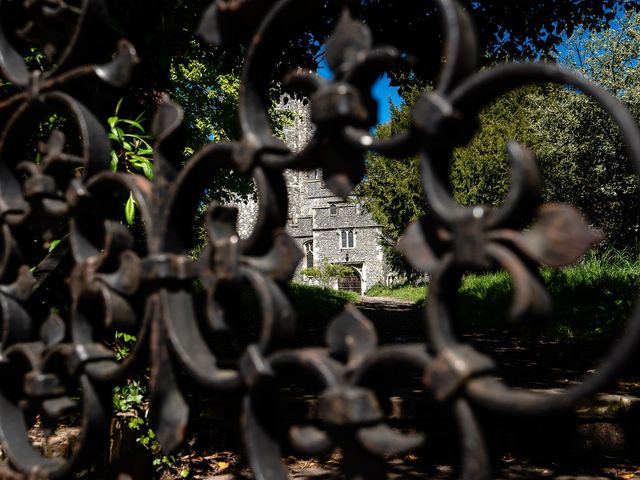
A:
[0,0,137,242]
[68,96,303,454]
[0,0,138,476]
[243,306,431,480]
[400,140,604,321]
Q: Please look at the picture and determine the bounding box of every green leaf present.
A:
[128,417,144,430]
[111,150,119,172]
[130,156,154,179]
[123,333,136,342]
[180,469,190,478]
[125,193,136,225]
[141,161,154,180]
[108,116,119,128]
[48,239,61,252]
[122,133,148,140]
[115,98,124,116]
[121,119,145,132]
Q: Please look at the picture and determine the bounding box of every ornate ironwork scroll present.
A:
[0,0,639,478]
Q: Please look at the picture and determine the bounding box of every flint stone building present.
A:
[235,94,390,294]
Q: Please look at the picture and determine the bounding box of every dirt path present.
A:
[358,295,417,309]
[356,295,640,395]
[67,296,640,479]
[174,451,640,479]
[183,297,640,479]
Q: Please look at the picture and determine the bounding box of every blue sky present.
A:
[553,3,629,68]
[317,59,402,124]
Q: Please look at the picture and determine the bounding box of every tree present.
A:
[451,85,542,207]
[358,6,640,276]
[192,0,640,94]
[530,8,640,249]
[103,0,640,122]
[356,87,426,278]
[167,41,293,203]
[358,84,544,277]
[4,0,637,205]
[355,0,640,93]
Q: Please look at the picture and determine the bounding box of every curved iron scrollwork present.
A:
[0,0,639,478]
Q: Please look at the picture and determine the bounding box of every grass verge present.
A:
[287,283,358,345]
[289,282,359,314]
[365,283,426,303]
[460,252,640,339]
[367,251,640,340]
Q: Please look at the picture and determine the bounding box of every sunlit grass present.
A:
[365,283,427,303]
[460,250,640,339]
[366,250,640,340]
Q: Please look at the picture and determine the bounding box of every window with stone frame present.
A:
[304,241,314,268]
[340,229,355,249]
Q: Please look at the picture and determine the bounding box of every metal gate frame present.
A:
[0,0,639,478]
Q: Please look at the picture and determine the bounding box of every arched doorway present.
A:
[338,266,362,294]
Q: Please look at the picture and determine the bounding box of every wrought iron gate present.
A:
[0,0,639,478]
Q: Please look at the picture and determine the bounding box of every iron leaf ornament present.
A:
[399,141,604,321]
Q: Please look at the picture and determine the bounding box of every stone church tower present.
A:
[235,94,390,294]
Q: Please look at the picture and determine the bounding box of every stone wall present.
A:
[235,93,313,238]
[310,226,386,293]
[235,93,392,293]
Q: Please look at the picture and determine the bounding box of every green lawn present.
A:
[288,282,359,313]
[365,251,640,340]
[365,283,427,303]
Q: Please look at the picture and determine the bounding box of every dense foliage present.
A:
[356,87,426,278]
[532,9,640,249]
[351,0,640,93]
[115,0,639,96]
[300,257,354,288]
[450,85,543,207]
[452,5,640,248]
[4,0,637,202]
[359,7,640,277]
[459,251,639,340]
